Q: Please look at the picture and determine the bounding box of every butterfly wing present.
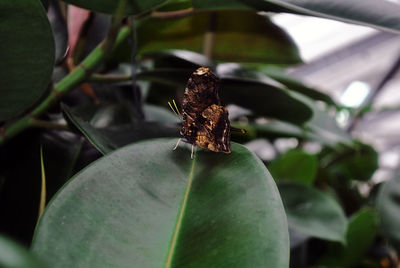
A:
[195,104,231,154]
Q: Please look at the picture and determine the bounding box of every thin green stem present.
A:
[0,26,131,144]
[38,145,47,220]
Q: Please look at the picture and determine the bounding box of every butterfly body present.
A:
[179,67,231,154]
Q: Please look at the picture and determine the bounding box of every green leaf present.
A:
[0,235,43,268]
[0,1,55,121]
[377,176,400,252]
[249,0,400,34]
[231,120,307,143]
[268,149,317,185]
[318,208,379,267]
[137,10,301,64]
[320,142,378,182]
[32,139,289,267]
[278,182,347,243]
[62,104,179,154]
[60,0,167,15]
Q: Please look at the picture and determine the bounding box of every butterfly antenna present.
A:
[168,101,179,117]
[172,99,181,117]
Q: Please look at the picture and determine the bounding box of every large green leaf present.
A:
[32,139,289,267]
[60,0,167,15]
[137,10,301,64]
[268,149,317,185]
[0,235,43,268]
[376,176,400,252]
[318,208,379,267]
[0,0,54,121]
[193,0,400,34]
[278,182,347,243]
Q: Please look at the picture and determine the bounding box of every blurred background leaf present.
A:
[136,10,301,64]
[278,182,347,243]
[319,142,378,182]
[318,208,379,267]
[62,104,179,154]
[268,149,317,185]
[377,176,400,252]
[0,235,43,268]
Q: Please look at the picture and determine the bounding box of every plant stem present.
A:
[38,146,47,221]
[89,74,132,83]
[0,26,131,144]
[102,0,128,55]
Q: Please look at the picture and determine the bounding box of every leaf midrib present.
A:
[164,156,196,268]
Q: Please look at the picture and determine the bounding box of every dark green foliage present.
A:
[1,0,400,267]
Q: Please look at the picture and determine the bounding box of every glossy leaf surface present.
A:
[279,182,347,243]
[32,139,289,267]
[269,149,317,185]
[0,1,54,121]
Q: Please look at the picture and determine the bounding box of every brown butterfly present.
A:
[173,67,244,159]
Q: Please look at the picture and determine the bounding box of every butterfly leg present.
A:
[173,138,182,150]
[191,144,195,159]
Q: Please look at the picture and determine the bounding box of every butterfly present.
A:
[172,67,243,159]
